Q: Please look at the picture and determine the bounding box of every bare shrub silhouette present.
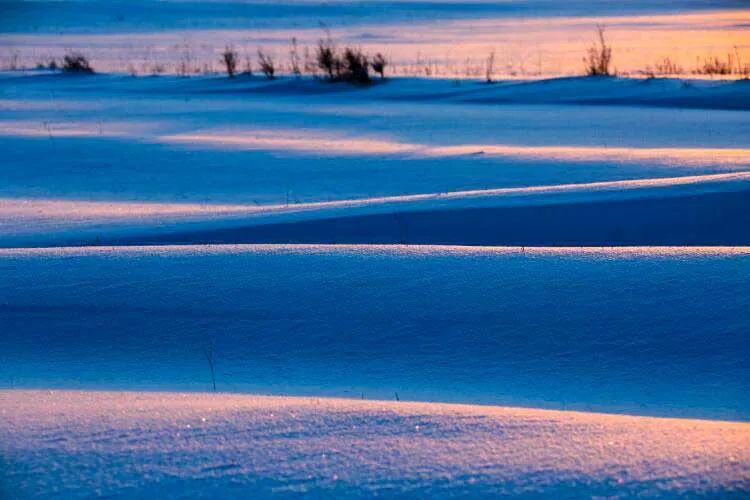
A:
[316,34,337,80]
[176,45,195,76]
[702,51,750,78]
[371,52,387,79]
[654,56,683,75]
[695,54,734,76]
[203,343,217,392]
[221,45,238,77]
[734,47,750,79]
[242,51,253,75]
[485,50,495,83]
[642,56,683,78]
[289,37,302,77]
[257,49,275,79]
[584,26,612,76]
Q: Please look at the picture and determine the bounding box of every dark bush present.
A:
[36,59,58,71]
[315,35,374,84]
[316,36,337,80]
[343,48,370,84]
[221,45,238,77]
[62,53,93,73]
[371,53,387,79]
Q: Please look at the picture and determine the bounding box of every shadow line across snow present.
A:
[117,189,750,247]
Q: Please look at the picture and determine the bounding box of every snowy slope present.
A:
[2,73,749,246]
[2,245,749,421]
[1,390,748,498]
[2,9,750,494]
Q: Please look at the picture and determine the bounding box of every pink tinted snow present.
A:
[0,390,748,497]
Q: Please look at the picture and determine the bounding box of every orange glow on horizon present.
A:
[3,9,748,77]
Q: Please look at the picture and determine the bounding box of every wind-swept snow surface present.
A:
[1,74,749,246]
[1,391,748,498]
[2,245,749,421]
[2,12,750,495]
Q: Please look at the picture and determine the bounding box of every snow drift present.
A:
[1,390,748,498]
[2,245,748,421]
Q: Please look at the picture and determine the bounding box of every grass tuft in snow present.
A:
[584,25,613,77]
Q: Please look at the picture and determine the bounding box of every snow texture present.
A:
[2,245,749,421]
[1,390,748,498]
[1,73,749,247]
[1,2,749,496]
